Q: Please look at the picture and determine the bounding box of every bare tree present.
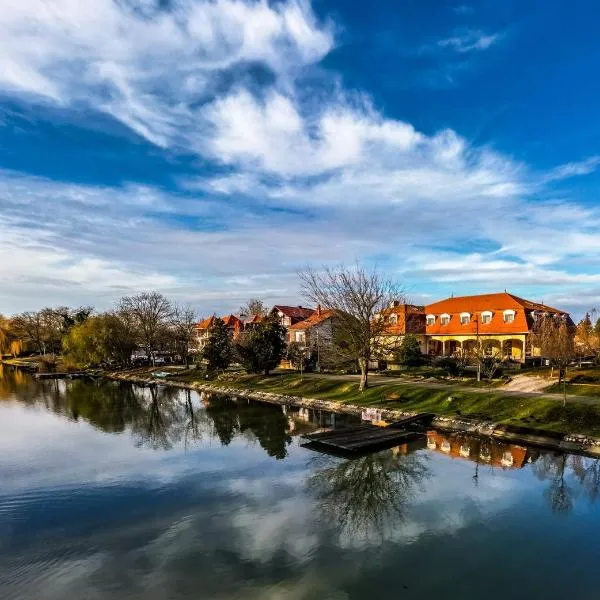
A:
[239,299,267,317]
[11,311,46,354]
[532,313,576,405]
[119,292,173,365]
[171,304,198,367]
[299,264,404,391]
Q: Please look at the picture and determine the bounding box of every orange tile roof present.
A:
[196,315,216,330]
[289,309,335,330]
[425,292,567,335]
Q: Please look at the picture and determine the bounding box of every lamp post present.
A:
[475,314,481,382]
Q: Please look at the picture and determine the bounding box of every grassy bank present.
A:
[168,370,600,437]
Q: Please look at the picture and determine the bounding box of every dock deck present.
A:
[301,413,434,456]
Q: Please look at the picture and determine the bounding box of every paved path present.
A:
[290,372,600,405]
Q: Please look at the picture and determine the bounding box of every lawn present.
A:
[170,370,600,437]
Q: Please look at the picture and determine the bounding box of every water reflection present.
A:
[307,441,430,539]
[3,365,600,520]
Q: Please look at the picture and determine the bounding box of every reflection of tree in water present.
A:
[532,453,574,515]
[571,454,600,503]
[66,379,145,433]
[204,395,292,459]
[307,450,430,539]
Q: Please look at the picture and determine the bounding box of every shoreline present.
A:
[101,369,600,458]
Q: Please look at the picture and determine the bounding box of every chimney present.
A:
[317,304,321,316]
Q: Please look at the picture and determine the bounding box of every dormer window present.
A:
[460,312,470,325]
[440,314,450,326]
[426,314,436,326]
[481,311,492,324]
[503,310,516,324]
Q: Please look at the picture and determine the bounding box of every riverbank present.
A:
[100,367,600,457]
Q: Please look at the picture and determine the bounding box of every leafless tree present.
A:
[119,292,173,364]
[11,311,46,354]
[171,304,198,367]
[239,299,267,317]
[299,264,404,391]
[532,313,576,405]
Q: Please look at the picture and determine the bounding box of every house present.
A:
[375,301,427,362]
[195,314,245,350]
[288,306,335,347]
[424,292,572,362]
[270,305,315,328]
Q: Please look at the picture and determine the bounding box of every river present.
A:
[1,365,600,599]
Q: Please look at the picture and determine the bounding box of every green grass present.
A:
[546,382,600,397]
[169,371,600,437]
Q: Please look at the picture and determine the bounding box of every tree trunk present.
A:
[358,357,368,392]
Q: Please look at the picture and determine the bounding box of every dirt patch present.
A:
[502,374,551,393]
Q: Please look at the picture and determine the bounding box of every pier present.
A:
[301,413,434,456]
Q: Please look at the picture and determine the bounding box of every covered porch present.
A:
[427,335,527,362]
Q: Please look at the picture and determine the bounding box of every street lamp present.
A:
[474,313,481,382]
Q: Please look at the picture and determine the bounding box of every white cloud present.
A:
[438,30,500,53]
[541,156,600,183]
[0,0,334,147]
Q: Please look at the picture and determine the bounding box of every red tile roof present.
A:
[196,316,216,331]
[289,309,335,330]
[425,292,567,335]
[271,305,315,320]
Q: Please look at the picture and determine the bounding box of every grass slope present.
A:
[172,371,600,437]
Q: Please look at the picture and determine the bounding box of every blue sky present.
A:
[0,0,599,318]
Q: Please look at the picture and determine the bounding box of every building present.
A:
[375,301,427,363]
[270,305,315,328]
[288,306,335,346]
[424,292,572,362]
[195,314,245,350]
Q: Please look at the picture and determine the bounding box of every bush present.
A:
[432,357,460,376]
[395,334,424,366]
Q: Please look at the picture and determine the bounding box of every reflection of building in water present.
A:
[390,436,428,456]
[426,431,529,469]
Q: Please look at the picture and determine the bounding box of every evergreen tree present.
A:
[202,318,233,372]
[235,316,287,374]
[395,334,423,366]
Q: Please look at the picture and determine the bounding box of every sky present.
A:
[0,0,599,319]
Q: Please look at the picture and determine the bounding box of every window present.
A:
[426,315,436,326]
[441,314,450,326]
[295,331,305,343]
[460,312,470,325]
[503,310,515,324]
[481,311,492,324]
[389,314,398,325]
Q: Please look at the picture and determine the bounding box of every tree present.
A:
[235,315,287,375]
[395,334,423,367]
[202,318,233,373]
[299,264,404,391]
[239,299,267,317]
[118,292,173,364]
[62,313,137,367]
[171,304,198,367]
[532,313,575,404]
[576,313,594,353]
[0,315,15,356]
[286,341,316,372]
[11,311,46,354]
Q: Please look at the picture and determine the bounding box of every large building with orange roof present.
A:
[424,292,572,362]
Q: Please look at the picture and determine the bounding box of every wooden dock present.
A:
[35,372,90,380]
[301,413,434,456]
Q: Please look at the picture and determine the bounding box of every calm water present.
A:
[2,366,600,599]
